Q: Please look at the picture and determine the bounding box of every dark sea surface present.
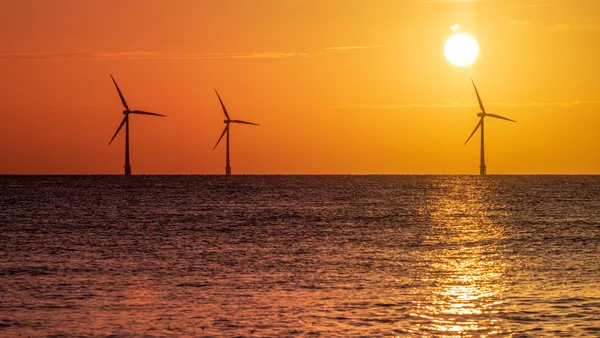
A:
[1,175,599,337]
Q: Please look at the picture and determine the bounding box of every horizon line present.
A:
[1,173,599,176]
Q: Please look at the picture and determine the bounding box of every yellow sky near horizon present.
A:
[1,0,599,174]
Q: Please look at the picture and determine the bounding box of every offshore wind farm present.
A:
[1,1,600,337]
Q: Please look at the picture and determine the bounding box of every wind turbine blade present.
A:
[464,118,483,145]
[213,125,228,150]
[214,89,230,120]
[230,119,259,126]
[110,74,130,111]
[487,113,516,123]
[108,116,127,146]
[131,110,167,117]
[470,77,486,113]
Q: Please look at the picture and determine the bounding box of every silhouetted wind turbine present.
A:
[213,90,259,176]
[464,78,516,175]
[108,75,166,175]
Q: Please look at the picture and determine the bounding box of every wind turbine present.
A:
[212,90,259,176]
[108,75,167,175]
[464,78,516,175]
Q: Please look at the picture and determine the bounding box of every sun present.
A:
[444,33,479,67]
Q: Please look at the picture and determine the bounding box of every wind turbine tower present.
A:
[213,90,259,176]
[108,75,167,175]
[464,78,516,175]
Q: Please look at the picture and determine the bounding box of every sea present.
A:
[1,175,599,337]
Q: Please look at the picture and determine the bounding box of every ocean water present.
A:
[1,175,599,337]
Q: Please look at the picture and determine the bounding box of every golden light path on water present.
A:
[407,178,510,336]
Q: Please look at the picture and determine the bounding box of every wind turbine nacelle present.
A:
[477,112,486,117]
[123,110,130,115]
[224,120,230,124]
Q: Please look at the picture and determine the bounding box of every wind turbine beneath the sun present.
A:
[213,90,259,176]
[108,75,167,175]
[464,78,516,175]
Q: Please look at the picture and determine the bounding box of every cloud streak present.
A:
[510,20,532,26]
[325,45,386,52]
[419,0,483,3]
[0,46,385,61]
[0,51,306,60]
[327,100,600,110]
[552,23,600,32]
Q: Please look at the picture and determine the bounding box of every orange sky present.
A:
[1,0,599,174]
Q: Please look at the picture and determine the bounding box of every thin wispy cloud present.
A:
[420,0,549,6]
[0,51,306,60]
[523,3,551,8]
[327,100,600,110]
[552,23,600,32]
[0,46,384,61]
[325,45,386,52]
[511,20,533,26]
[189,52,307,59]
[419,0,483,3]
[0,51,159,60]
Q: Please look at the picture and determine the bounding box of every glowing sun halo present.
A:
[444,33,479,66]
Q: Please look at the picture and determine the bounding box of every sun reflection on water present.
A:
[408,178,511,337]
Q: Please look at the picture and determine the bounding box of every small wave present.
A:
[0,267,54,276]
[176,283,211,288]
[36,304,77,310]
[299,284,323,290]
[554,297,589,303]
[374,303,396,308]
[0,320,15,329]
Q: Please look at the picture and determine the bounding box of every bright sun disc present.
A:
[444,33,479,66]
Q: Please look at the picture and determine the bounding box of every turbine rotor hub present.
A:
[477,112,486,117]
